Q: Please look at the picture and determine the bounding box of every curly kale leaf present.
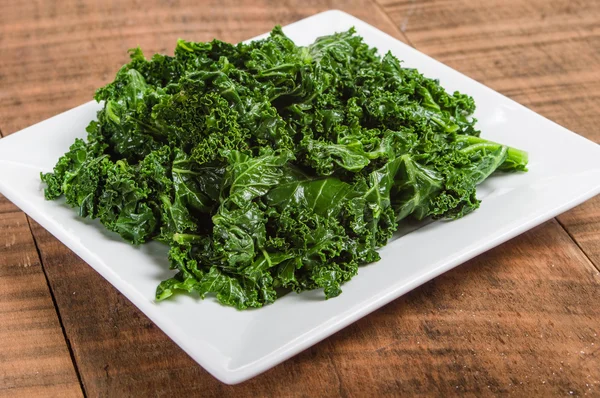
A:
[41,26,528,309]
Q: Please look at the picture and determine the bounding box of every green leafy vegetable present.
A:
[41,26,528,309]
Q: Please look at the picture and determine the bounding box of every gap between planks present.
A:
[24,215,88,398]
[556,217,600,274]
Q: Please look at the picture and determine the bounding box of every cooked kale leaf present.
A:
[41,27,528,309]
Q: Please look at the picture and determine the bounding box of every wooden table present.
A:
[1,0,599,396]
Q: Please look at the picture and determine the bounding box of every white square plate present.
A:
[1,10,599,385]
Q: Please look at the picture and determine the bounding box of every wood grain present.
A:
[0,128,20,214]
[558,198,600,268]
[29,219,600,396]
[0,213,82,397]
[376,0,600,269]
[0,194,19,214]
[1,0,600,395]
[0,0,406,136]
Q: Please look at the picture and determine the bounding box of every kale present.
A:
[41,27,528,309]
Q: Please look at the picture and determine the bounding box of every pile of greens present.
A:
[41,27,528,309]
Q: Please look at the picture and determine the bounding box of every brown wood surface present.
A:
[0,194,19,214]
[0,0,599,396]
[28,219,600,396]
[377,0,600,270]
[559,199,600,267]
[0,212,82,397]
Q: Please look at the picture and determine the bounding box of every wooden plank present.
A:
[0,127,21,214]
[0,0,406,136]
[29,218,600,395]
[0,194,19,214]
[376,0,600,268]
[558,198,600,268]
[0,213,83,397]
